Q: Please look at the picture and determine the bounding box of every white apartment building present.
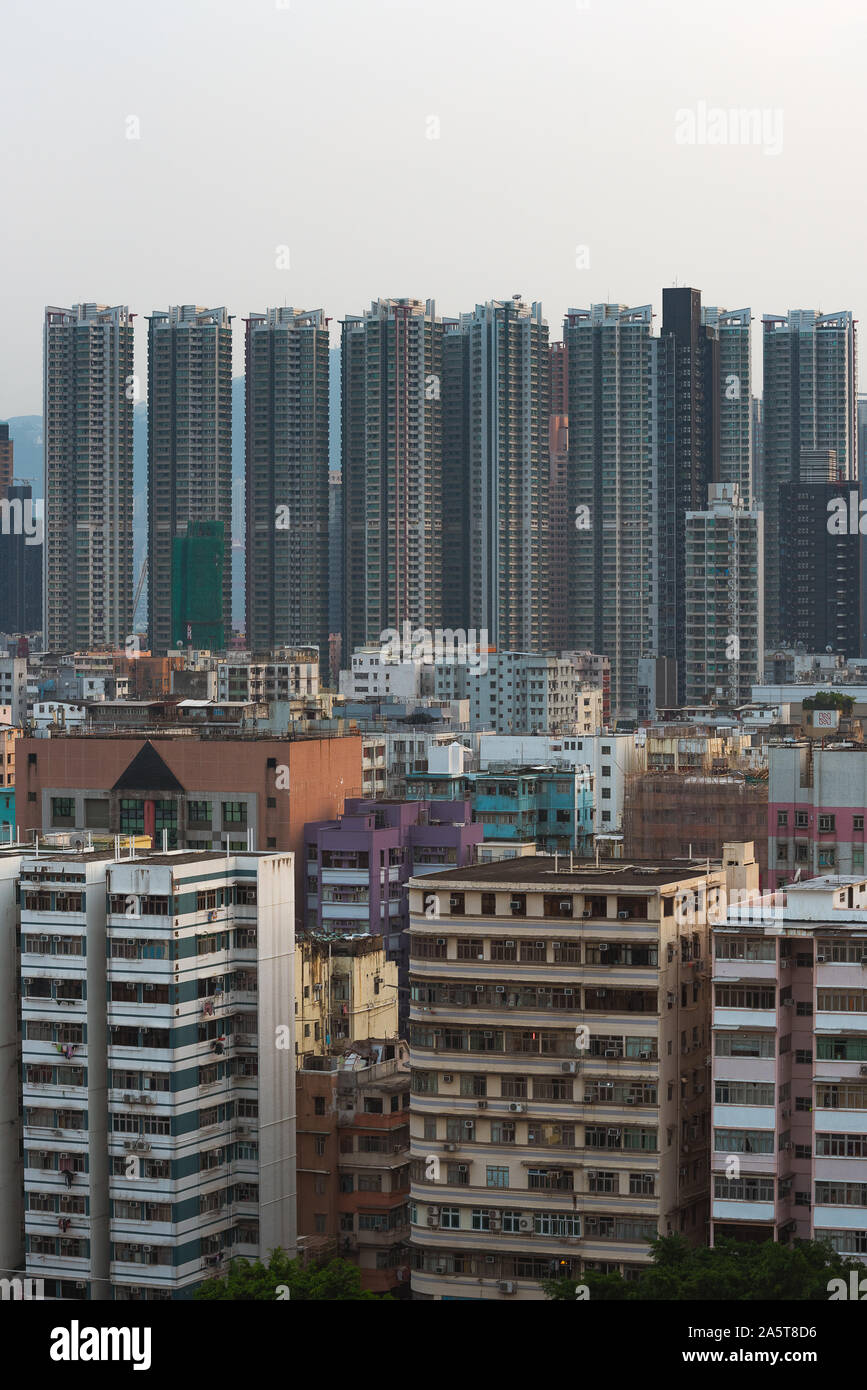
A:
[711,875,867,1262]
[685,484,764,708]
[19,848,295,1300]
[0,657,27,725]
[340,647,432,702]
[433,652,603,736]
[216,652,319,703]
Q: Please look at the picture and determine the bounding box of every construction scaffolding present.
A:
[623,761,768,882]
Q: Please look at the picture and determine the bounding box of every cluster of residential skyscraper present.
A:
[31,291,861,721]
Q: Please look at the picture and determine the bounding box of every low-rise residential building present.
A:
[477,732,639,839]
[768,742,867,890]
[407,852,740,1299]
[304,798,481,1000]
[296,1042,411,1295]
[405,759,594,856]
[434,652,603,736]
[711,874,867,1263]
[294,935,399,1060]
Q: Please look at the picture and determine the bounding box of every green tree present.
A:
[194,1249,392,1301]
[542,1235,863,1302]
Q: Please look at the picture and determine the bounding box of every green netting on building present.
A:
[171,521,225,650]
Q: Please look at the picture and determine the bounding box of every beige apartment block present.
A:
[294,935,399,1061]
[407,852,747,1299]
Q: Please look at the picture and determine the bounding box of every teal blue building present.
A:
[0,785,14,840]
[405,765,593,854]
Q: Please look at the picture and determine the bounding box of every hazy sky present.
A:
[2,0,866,415]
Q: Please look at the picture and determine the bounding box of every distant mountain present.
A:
[2,417,43,491]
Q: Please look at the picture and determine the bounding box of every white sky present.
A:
[2,0,866,414]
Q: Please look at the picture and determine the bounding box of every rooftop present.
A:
[409,854,720,888]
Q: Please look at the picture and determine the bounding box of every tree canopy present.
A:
[194,1249,392,1301]
[542,1235,863,1301]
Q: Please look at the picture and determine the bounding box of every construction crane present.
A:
[132,556,147,624]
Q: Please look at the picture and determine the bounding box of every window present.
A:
[815,1181,867,1207]
[714,985,775,1010]
[714,1129,774,1154]
[629,1173,655,1196]
[313,1097,326,1116]
[222,802,247,823]
[486,1166,509,1188]
[440,1207,460,1229]
[535,1211,581,1237]
[714,1176,774,1202]
[588,1170,616,1194]
[459,1073,487,1098]
[471,1208,492,1230]
[817,991,867,1014]
[714,1081,774,1106]
[715,1033,774,1059]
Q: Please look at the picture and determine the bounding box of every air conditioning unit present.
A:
[859,1066,867,1077]
[443,1142,457,1152]
[559,901,571,911]
[518,1216,532,1232]
[436,939,446,947]
[505,939,516,948]
[475,984,484,992]
[142,1245,152,1253]
[781,960,790,969]
[488,1218,501,1232]
[626,1096,636,1104]
[434,1261,448,1274]
[604,1048,617,1058]
[509,1103,525,1113]
[561,1062,577,1074]
[618,911,630,919]
[497,1281,516,1294]
[582,909,591,918]
[816,953,827,964]
[495,986,506,994]
[535,941,546,950]
[443,1074,454,1084]
[464,1120,475,1131]
[427,1216,440,1227]
[122,1094,134,1104]
[476,1100,488,1109]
